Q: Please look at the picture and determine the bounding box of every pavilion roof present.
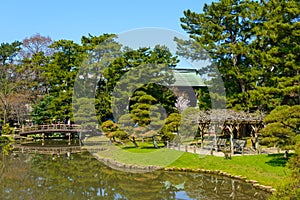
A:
[170,69,205,87]
[183,109,265,123]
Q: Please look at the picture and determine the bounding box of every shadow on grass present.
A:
[266,153,292,167]
[122,146,163,150]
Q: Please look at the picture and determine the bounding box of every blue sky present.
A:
[2,0,213,43]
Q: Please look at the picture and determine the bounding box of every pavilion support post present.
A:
[212,123,218,151]
[227,124,235,155]
[230,133,234,155]
[235,123,242,139]
[251,123,261,154]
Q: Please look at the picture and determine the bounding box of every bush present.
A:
[2,123,14,135]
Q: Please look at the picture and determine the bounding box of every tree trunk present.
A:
[131,136,138,148]
[152,136,158,148]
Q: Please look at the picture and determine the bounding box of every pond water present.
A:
[0,145,270,200]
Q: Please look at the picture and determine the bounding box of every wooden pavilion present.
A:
[196,109,265,155]
[168,68,265,155]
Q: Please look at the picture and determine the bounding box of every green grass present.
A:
[93,141,291,188]
[168,152,291,188]
[120,142,165,153]
[84,135,111,142]
[95,144,184,167]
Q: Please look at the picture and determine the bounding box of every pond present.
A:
[0,145,270,200]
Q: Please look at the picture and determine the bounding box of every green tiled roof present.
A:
[171,70,205,87]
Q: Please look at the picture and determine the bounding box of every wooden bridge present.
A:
[18,124,95,136]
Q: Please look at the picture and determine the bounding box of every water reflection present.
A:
[0,150,269,200]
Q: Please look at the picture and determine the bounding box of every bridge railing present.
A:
[21,124,85,133]
[13,145,82,154]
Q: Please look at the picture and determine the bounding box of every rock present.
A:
[249,180,259,184]
[270,188,276,193]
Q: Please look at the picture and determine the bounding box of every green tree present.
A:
[261,105,300,149]
[0,41,23,124]
[72,97,98,127]
[161,113,181,144]
[1,123,14,135]
[40,39,85,122]
[179,0,260,110]
[130,91,157,126]
[178,0,299,112]
[117,113,138,147]
[179,107,200,143]
[101,120,119,143]
[31,95,54,124]
[195,87,211,110]
[249,0,300,112]
[20,34,53,102]
[0,41,22,66]
[272,139,300,199]
[106,45,178,122]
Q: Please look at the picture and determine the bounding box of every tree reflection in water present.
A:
[0,151,269,200]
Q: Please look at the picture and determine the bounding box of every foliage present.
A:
[261,105,300,148]
[249,0,300,112]
[1,123,14,135]
[72,97,98,127]
[271,140,300,199]
[130,91,157,126]
[111,46,178,121]
[195,87,211,110]
[101,120,119,142]
[31,95,54,124]
[179,107,199,140]
[0,41,22,65]
[0,41,24,124]
[178,0,300,112]
[178,0,260,110]
[161,113,180,143]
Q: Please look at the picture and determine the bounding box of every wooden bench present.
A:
[215,138,227,151]
[233,139,247,152]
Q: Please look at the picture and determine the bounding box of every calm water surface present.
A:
[0,145,270,200]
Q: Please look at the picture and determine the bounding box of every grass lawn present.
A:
[168,152,291,188]
[95,143,185,167]
[92,140,290,188]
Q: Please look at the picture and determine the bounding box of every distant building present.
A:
[170,68,206,107]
